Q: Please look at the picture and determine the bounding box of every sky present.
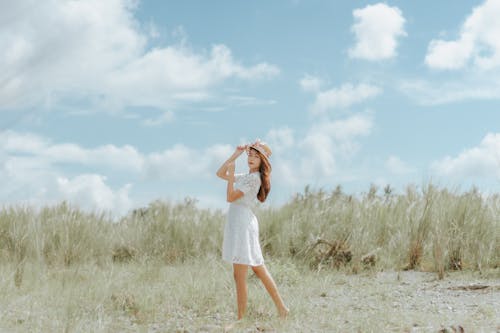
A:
[1,0,500,217]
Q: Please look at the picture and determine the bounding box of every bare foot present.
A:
[278,306,289,319]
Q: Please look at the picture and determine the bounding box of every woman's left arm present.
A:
[226,162,244,202]
[216,145,246,180]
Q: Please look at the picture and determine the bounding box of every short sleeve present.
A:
[236,173,261,196]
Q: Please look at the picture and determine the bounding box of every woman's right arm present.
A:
[216,145,246,180]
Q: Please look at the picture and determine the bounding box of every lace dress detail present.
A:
[222,172,264,266]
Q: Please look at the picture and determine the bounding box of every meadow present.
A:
[0,184,499,332]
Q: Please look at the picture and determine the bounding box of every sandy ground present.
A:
[157,270,500,333]
[303,270,500,333]
[1,262,498,333]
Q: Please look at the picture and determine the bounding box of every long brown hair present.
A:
[251,147,272,202]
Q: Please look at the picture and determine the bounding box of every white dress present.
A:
[222,172,264,266]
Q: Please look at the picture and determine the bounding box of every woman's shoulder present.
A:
[237,172,260,177]
[237,172,260,183]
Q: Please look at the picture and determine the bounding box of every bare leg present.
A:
[251,264,289,318]
[233,263,249,320]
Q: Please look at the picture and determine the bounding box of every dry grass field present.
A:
[1,258,498,332]
[1,184,499,332]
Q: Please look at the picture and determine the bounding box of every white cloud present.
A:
[349,3,406,61]
[401,0,500,104]
[0,155,132,216]
[268,80,379,187]
[322,113,374,141]
[300,127,337,178]
[425,37,474,70]
[386,155,415,175]
[2,131,49,152]
[227,95,277,107]
[425,0,500,70]
[300,75,323,93]
[146,144,203,180]
[142,111,174,127]
[0,0,144,109]
[299,114,373,179]
[431,133,500,179]
[57,175,132,217]
[0,121,381,213]
[266,127,295,153]
[145,143,233,181]
[1,130,144,172]
[106,44,279,110]
[266,114,373,182]
[1,130,233,181]
[1,156,53,195]
[399,76,500,105]
[0,130,140,216]
[310,83,381,114]
[0,129,234,215]
[0,0,279,112]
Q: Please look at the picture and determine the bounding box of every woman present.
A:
[216,140,289,323]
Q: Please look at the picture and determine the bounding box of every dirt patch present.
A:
[448,284,500,291]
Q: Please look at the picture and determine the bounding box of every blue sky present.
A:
[1,0,499,216]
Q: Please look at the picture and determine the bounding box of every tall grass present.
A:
[0,184,498,276]
[259,184,499,273]
[119,198,225,263]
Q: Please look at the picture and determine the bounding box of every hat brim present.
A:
[248,145,271,159]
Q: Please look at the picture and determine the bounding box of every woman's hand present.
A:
[232,144,247,159]
[216,144,247,181]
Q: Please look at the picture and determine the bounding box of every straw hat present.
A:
[248,139,272,159]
